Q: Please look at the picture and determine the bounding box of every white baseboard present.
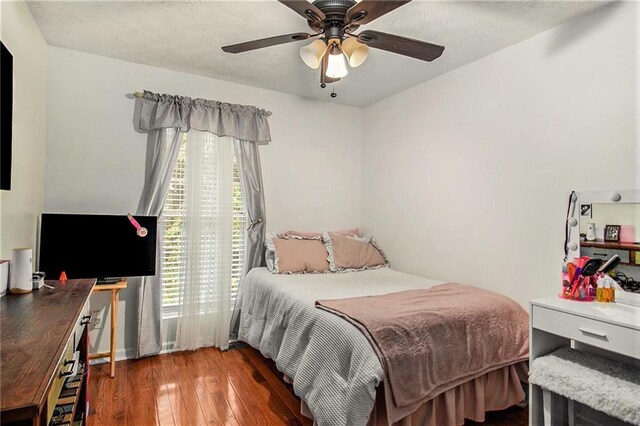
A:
[88,339,237,366]
[89,343,180,365]
[89,348,136,365]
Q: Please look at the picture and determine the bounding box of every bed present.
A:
[238,267,528,426]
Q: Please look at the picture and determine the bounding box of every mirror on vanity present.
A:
[566,190,640,306]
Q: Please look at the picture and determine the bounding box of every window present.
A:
[160,133,246,316]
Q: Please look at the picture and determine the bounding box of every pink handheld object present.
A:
[127,213,148,237]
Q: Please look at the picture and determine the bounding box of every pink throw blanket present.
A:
[316,283,529,411]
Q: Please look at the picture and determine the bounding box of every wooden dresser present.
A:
[1,279,95,426]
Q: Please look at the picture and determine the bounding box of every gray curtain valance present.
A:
[138,90,272,144]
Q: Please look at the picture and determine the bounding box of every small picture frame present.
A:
[604,225,621,242]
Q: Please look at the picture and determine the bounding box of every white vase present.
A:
[586,223,597,241]
[10,248,32,294]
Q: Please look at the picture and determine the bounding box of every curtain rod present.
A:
[132,91,272,116]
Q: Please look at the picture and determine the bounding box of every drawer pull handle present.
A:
[59,359,76,378]
[80,315,92,325]
[578,327,607,338]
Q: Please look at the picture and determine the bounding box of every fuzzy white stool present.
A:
[530,347,640,426]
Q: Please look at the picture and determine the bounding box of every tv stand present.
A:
[89,278,127,377]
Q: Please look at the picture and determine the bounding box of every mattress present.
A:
[238,267,443,426]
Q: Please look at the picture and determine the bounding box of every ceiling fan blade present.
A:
[321,53,340,84]
[222,32,313,54]
[278,0,325,22]
[346,0,412,25]
[357,30,444,62]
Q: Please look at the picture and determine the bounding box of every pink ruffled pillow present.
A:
[323,232,388,272]
[271,238,330,273]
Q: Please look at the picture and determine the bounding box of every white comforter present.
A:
[238,267,442,426]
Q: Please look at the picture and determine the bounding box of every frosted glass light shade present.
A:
[299,39,327,69]
[342,37,369,67]
[326,51,348,79]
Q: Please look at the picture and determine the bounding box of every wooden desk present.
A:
[0,279,95,425]
[89,279,127,378]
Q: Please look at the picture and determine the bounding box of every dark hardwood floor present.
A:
[88,347,527,426]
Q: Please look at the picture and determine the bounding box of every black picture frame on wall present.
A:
[1,41,13,191]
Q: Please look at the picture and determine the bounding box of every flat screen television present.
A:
[39,213,158,281]
[1,41,13,190]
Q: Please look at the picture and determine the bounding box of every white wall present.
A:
[0,1,47,263]
[44,47,363,356]
[361,2,638,309]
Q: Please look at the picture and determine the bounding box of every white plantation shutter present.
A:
[160,133,187,309]
[231,157,246,301]
[160,132,247,316]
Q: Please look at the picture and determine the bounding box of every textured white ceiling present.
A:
[27,0,605,107]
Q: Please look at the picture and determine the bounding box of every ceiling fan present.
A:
[221,0,444,92]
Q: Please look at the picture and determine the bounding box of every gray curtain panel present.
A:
[134,128,182,358]
[134,91,271,357]
[229,140,267,340]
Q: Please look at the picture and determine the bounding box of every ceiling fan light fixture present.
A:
[342,37,369,67]
[223,0,446,87]
[299,39,327,69]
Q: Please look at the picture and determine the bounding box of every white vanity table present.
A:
[530,189,640,426]
[529,297,640,425]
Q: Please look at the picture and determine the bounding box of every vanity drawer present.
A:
[580,246,629,263]
[532,306,640,359]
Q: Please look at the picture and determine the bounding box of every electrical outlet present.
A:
[90,309,102,328]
